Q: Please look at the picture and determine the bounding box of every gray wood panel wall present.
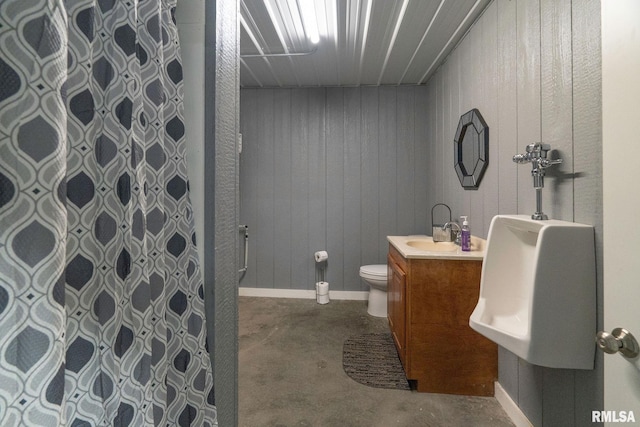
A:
[238,0,601,425]
[423,1,602,426]
[240,86,430,293]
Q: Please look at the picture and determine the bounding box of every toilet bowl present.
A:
[359,265,388,317]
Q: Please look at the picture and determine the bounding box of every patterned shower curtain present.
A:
[0,0,216,425]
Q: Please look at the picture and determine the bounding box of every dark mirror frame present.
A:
[454,108,489,189]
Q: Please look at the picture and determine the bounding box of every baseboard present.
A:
[239,287,369,301]
[494,382,533,427]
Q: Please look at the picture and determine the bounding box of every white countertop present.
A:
[387,235,486,260]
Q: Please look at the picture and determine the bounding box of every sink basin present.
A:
[405,240,457,251]
[388,235,486,260]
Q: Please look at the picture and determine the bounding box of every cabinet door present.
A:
[387,256,406,367]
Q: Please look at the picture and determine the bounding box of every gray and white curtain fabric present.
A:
[0,0,216,425]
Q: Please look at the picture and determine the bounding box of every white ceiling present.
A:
[240,0,492,88]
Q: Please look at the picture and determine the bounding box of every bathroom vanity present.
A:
[387,236,497,396]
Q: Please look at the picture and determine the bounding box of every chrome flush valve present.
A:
[513,143,563,220]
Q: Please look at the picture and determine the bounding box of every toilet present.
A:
[359,264,388,317]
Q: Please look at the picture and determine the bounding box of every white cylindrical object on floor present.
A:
[314,251,328,263]
[316,281,329,304]
[316,281,329,295]
[316,293,329,305]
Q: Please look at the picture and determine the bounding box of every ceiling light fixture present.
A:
[296,0,320,44]
[242,0,318,58]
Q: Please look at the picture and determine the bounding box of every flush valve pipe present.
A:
[513,143,563,220]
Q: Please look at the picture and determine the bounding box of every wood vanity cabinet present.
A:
[387,244,497,396]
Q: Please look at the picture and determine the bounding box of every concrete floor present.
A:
[239,296,515,427]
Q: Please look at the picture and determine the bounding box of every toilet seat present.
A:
[359,264,387,281]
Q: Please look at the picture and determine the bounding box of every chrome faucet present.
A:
[513,143,563,220]
[442,222,462,245]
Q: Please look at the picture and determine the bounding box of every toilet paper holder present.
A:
[431,203,453,242]
[314,251,329,304]
[314,251,328,282]
[239,225,248,274]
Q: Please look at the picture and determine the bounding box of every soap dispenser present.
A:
[461,216,471,251]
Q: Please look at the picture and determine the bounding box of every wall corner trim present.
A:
[495,381,533,427]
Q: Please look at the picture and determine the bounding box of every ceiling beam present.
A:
[418,0,485,84]
[376,0,410,85]
[398,0,446,85]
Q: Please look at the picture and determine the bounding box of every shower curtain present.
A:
[0,0,216,425]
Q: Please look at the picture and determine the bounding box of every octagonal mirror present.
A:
[454,108,489,189]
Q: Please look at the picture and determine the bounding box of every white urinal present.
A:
[469,215,596,370]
